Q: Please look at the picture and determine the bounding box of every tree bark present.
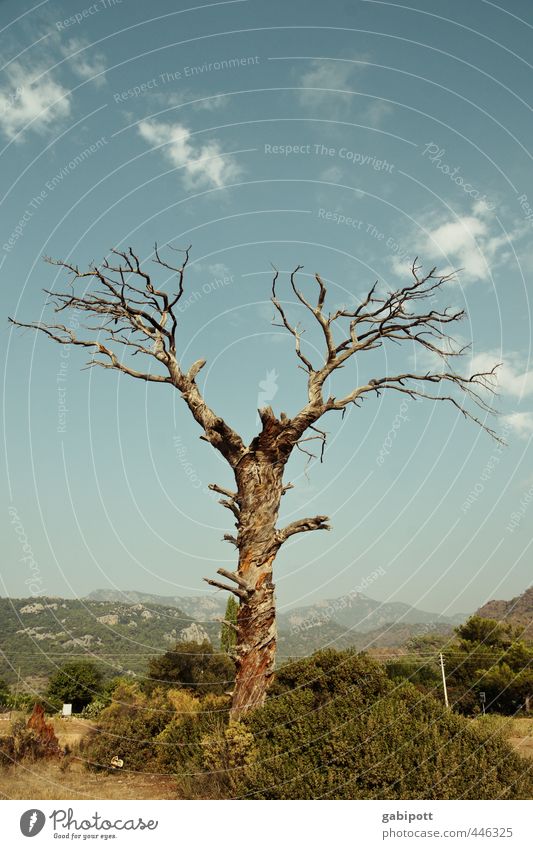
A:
[229,417,286,718]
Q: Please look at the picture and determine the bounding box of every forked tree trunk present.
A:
[229,446,285,718]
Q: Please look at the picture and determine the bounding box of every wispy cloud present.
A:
[137,119,243,190]
[363,99,393,127]
[501,412,533,440]
[296,58,392,126]
[469,350,533,400]
[61,38,107,87]
[0,62,70,141]
[298,58,358,110]
[157,91,227,112]
[389,201,527,284]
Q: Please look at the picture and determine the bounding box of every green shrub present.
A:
[78,647,533,800]
[272,648,389,703]
[81,681,173,772]
[80,694,111,719]
[386,659,442,690]
[236,650,533,799]
[156,694,229,773]
[201,720,256,793]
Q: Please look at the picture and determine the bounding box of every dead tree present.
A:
[9,248,500,718]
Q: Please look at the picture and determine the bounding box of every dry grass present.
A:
[0,759,179,799]
[0,714,180,799]
[0,714,94,745]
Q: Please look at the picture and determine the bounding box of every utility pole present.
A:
[439,653,449,709]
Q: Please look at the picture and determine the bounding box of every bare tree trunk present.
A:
[208,408,296,719]
[230,448,284,719]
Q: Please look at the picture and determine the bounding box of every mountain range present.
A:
[0,596,218,687]
[85,587,466,633]
[2,584,531,691]
[0,588,465,688]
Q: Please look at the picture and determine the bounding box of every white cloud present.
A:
[0,62,70,141]
[138,119,242,190]
[470,350,533,400]
[61,39,107,87]
[388,202,528,284]
[501,412,533,440]
[298,59,353,107]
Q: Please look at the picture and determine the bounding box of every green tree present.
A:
[46,661,103,712]
[148,641,234,696]
[221,596,238,654]
[445,617,533,715]
[456,616,510,647]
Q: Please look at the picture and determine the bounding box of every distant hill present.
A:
[0,588,468,690]
[85,589,226,622]
[278,591,465,634]
[278,620,455,658]
[0,596,219,686]
[83,587,465,661]
[87,588,466,633]
[475,586,533,639]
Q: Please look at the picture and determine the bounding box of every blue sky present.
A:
[2,0,533,617]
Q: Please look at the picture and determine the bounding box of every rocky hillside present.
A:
[0,597,218,686]
[85,589,225,622]
[87,587,466,632]
[476,586,533,639]
[0,588,468,690]
[279,591,465,634]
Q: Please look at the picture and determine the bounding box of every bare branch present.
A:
[277,515,331,544]
[219,499,240,519]
[216,568,252,590]
[270,260,501,446]
[8,319,169,383]
[10,246,247,467]
[217,618,238,633]
[203,577,248,600]
[271,266,314,372]
[223,534,239,547]
[208,483,238,500]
